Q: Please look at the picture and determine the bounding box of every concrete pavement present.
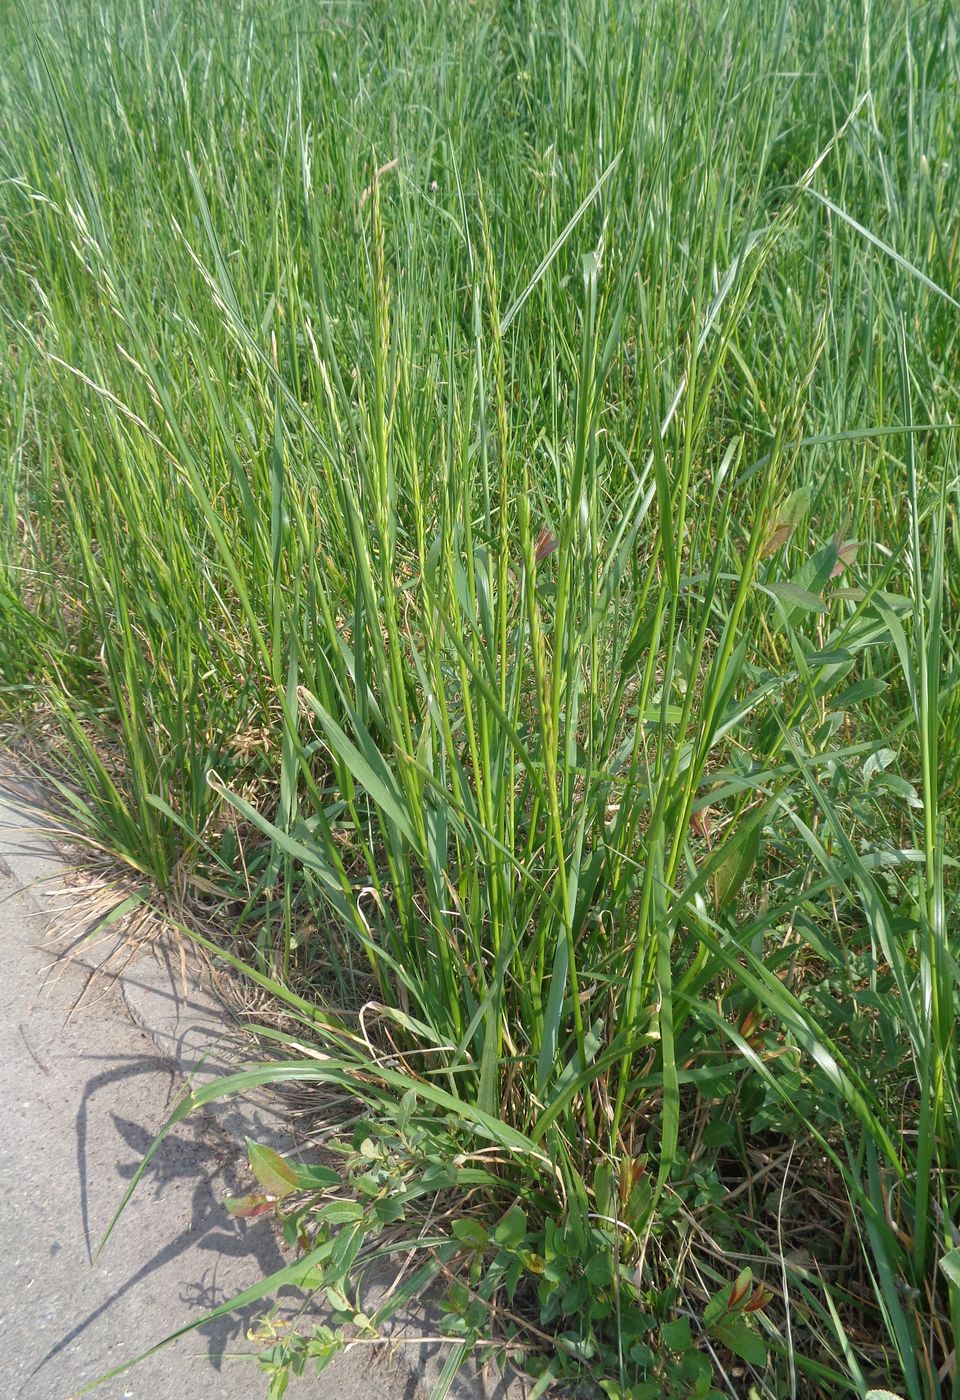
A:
[0,782,429,1400]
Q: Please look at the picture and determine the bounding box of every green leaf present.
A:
[317,1200,365,1224]
[294,1162,341,1190]
[765,580,826,614]
[662,1316,693,1351]
[329,1220,365,1278]
[324,1282,352,1314]
[593,1163,614,1219]
[708,1315,766,1367]
[248,1141,299,1198]
[939,1247,960,1289]
[863,747,897,783]
[493,1203,527,1249]
[266,1362,290,1399]
[619,610,657,678]
[306,1333,343,1371]
[713,821,761,913]
[452,1218,488,1249]
[701,1116,735,1148]
[299,691,422,851]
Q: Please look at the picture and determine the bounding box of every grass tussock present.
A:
[2,0,960,1395]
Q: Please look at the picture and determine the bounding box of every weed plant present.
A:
[1,0,959,1395]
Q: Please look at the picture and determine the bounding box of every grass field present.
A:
[2,0,959,1395]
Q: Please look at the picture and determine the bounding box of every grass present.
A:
[1,0,959,1394]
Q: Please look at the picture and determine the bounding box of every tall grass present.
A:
[1,0,959,1394]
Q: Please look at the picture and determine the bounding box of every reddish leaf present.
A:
[761,486,811,558]
[761,522,793,556]
[534,527,558,564]
[739,1007,762,1041]
[224,1193,273,1219]
[830,539,860,577]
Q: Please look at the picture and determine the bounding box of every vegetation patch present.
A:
[1,0,958,1396]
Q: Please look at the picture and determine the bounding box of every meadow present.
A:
[1,0,959,1395]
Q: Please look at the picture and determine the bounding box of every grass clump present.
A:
[2,0,960,1395]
